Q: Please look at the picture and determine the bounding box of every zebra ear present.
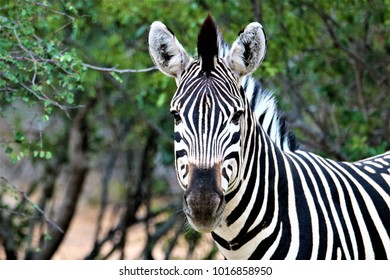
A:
[226,22,267,77]
[148,21,193,80]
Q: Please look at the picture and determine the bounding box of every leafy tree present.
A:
[1,1,86,163]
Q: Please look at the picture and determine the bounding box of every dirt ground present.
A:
[52,201,223,260]
[0,198,222,260]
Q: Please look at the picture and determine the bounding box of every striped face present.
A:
[171,60,244,191]
[170,60,245,231]
[149,16,266,232]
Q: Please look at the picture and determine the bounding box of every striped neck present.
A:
[212,101,288,259]
[212,107,390,259]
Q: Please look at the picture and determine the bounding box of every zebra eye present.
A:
[232,110,243,125]
[171,110,182,125]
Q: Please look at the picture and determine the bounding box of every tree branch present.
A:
[0,177,63,234]
[302,2,385,84]
[31,98,97,259]
[82,63,157,73]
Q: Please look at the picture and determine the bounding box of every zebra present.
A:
[148,15,390,259]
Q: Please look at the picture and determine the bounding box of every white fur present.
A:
[225,22,266,77]
[148,21,193,82]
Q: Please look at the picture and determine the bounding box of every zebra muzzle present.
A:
[183,165,226,233]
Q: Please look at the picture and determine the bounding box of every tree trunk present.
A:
[31,99,96,259]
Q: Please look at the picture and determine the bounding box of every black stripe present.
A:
[225,180,241,203]
[306,155,345,259]
[175,149,187,158]
[174,132,182,142]
[294,155,328,259]
[250,81,262,111]
[249,221,281,259]
[266,117,274,136]
[286,155,313,259]
[335,162,388,259]
[269,148,291,259]
[319,158,360,259]
[258,111,266,125]
[211,232,230,250]
[319,159,352,259]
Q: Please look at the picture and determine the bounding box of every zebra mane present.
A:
[197,15,218,76]
[218,34,298,152]
[244,76,298,151]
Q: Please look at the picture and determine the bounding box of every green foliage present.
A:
[1,0,86,163]
[0,1,86,107]
[0,177,44,254]
[254,0,390,160]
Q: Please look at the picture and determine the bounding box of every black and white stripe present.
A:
[217,31,297,152]
[211,107,390,259]
[149,16,390,259]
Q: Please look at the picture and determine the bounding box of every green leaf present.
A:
[15,131,25,143]
[5,147,13,154]
[156,93,166,108]
[45,151,52,159]
[110,72,123,83]
[66,93,74,104]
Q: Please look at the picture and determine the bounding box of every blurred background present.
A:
[0,0,389,259]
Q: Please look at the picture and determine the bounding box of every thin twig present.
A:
[9,27,38,85]
[302,2,382,84]
[20,83,70,114]
[82,63,157,73]
[0,177,64,233]
[20,82,84,114]
[33,3,90,34]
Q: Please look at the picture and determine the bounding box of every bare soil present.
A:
[53,201,223,260]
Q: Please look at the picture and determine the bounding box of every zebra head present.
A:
[149,16,266,232]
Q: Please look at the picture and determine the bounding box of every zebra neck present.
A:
[213,115,289,257]
[213,106,390,259]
